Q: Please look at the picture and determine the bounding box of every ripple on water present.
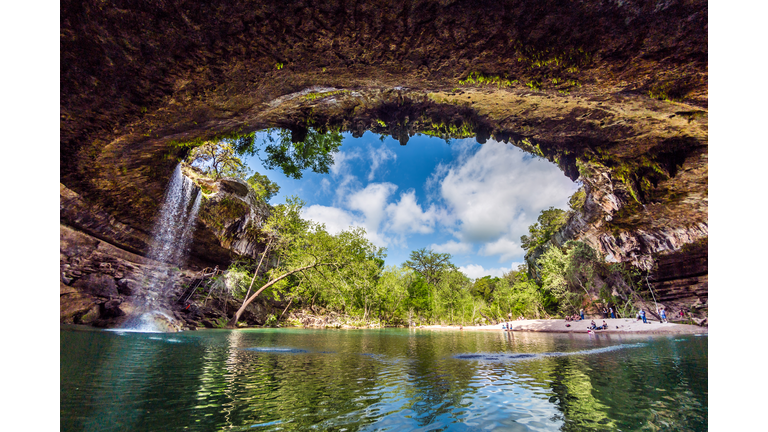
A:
[454,343,646,362]
[242,347,308,353]
[61,328,706,432]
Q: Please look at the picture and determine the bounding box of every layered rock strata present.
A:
[60,0,708,326]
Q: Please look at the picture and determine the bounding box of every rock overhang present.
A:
[60,0,707,271]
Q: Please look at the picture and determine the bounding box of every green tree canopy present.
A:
[247,172,280,201]
[403,248,455,287]
[188,140,248,180]
[254,128,343,180]
[470,275,501,302]
[520,207,569,254]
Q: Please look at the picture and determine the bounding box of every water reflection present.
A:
[61,327,707,431]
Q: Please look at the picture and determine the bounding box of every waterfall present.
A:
[144,164,202,295]
[120,164,202,332]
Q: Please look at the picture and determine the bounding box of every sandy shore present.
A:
[419,318,707,334]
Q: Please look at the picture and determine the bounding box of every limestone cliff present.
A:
[60,0,708,326]
[181,164,272,259]
[60,176,275,329]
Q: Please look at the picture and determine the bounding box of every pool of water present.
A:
[60,326,707,431]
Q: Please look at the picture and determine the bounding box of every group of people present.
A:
[635,307,670,324]
[589,320,608,330]
[566,306,615,322]
[600,307,616,319]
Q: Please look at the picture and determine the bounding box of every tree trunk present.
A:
[226,263,316,328]
[243,241,271,301]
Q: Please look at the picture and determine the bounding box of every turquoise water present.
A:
[60,326,707,431]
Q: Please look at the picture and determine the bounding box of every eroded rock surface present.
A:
[60,0,708,326]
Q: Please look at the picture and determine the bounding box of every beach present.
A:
[420,318,707,334]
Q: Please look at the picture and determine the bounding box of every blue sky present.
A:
[243,131,579,279]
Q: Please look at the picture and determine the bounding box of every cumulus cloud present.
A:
[435,139,578,262]
[367,144,397,181]
[459,264,512,279]
[347,183,398,231]
[480,237,523,262]
[302,203,391,247]
[430,240,473,255]
[384,190,439,237]
[303,137,577,269]
[302,205,358,234]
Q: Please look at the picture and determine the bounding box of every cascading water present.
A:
[119,164,202,332]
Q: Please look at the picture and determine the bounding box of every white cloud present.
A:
[367,144,397,181]
[430,240,473,255]
[320,178,331,194]
[384,190,438,236]
[302,205,357,234]
[435,140,578,261]
[347,183,398,230]
[330,150,361,176]
[459,264,512,279]
[304,137,577,270]
[480,237,523,262]
[302,204,390,247]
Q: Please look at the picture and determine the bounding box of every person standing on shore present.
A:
[660,308,667,323]
[641,309,647,323]
[602,307,608,319]
[609,307,615,319]
[580,308,584,320]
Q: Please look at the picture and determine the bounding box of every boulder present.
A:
[78,305,102,325]
[61,281,100,324]
[100,299,126,319]
[72,273,119,298]
[116,278,140,296]
[201,319,216,328]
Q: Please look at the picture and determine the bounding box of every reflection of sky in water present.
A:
[61,328,707,432]
[454,342,646,362]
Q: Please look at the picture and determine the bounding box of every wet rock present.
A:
[100,299,126,319]
[116,278,139,296]
[77,305,101,325]
[201,319,216,328]
[61,282,100,324]
[72,273,119,298]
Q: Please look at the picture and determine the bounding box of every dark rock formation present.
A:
[72,273,119,298]
[183,165,272,259]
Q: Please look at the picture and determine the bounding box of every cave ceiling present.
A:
[60,0,707,266]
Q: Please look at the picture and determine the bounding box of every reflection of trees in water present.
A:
[541,337,707,431]
[542,356,617,431]
[63,330,707,431]
[192,331,388,430]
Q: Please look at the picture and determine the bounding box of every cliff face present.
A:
[182,165,272,259]
[60,0,708,326]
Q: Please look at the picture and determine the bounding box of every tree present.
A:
[247,172,280,201]
[260,128,343,179]
[405,275,432,315]
[375,266,414,324]
[520,207,569,253]
[434,269,471,324]
[188,140,249,180]
[226,200,384,327]
[403,248,455,287]
[470,275,500,303]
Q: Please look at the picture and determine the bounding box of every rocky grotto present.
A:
[60,0,707,329]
